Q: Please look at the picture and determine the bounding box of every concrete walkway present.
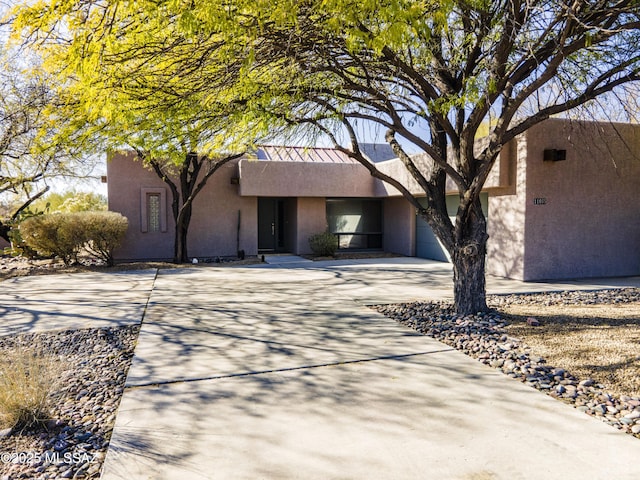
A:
[263,254,313,265]
[2,260,639,478]
[254,256,640,304]
[97,259,640,480]
[0,270,157,336]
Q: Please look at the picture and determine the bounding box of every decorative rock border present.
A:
[375,288,640,439]
[0,325,139,479]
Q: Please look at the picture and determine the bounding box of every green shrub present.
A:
[81,211,128,266]
[19,211,128,266]
[308,231,339,257]
[20,214,83,265]
[6,226,40,259]
[4,210,47,258]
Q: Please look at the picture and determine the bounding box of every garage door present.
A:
[415,194,488,262]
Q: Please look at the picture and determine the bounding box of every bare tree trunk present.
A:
[452,242,488,314]
[173,223,186,263]
[450,196,489,314]
[0,221,9,243]
[173,203,192,263]
[146,152,243,264]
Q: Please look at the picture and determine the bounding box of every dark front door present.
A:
[258,198,287,252]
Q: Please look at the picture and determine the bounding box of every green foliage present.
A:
[11,1,640,158]
[19,213,84,265]
[29,190,107,214]
[80,211,129,266]
[6,227,39,259]
[308,231,339,257]
[0,48,97,210]
[12,0,255,164]
[19,211,128,266]
[3,208,45,258]
[12,0,640,313]
[11,1,254,263]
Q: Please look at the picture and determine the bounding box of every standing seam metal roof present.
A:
[256,145,358,163]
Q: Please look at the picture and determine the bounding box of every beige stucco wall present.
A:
[374,158,423,197]
[374,147,513,197]
[107,152,257,261]
[519,119,640,280]
[109,121,638,278]
[240,150,512,200]
[293,197,328,254]
[239,160,377,197]
[383,197,415,256]
[186,163,257,259]
[107,143,517,263]
[107,152,174,260]
[487,136,528,279]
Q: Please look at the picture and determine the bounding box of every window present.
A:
[326,199,383,249]
[140,188,167,233]
[147,193,161,232]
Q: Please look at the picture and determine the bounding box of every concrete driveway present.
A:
[0,270,156,336]
[98,259,640,480]
[2,259,638,478]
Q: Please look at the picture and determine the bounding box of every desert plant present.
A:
[19,211,128,265]
[3,208,48,258]
[6,224,40,259]
[19,213,85,264]
[0,345,64,431]
[81,211,128,266]
[308,231,339,257]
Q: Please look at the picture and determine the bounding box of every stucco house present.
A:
[106,118,640,281]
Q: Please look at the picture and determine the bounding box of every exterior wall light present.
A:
[543,149,567,162]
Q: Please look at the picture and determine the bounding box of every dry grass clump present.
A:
[0,344,66,432]
[503,302,640,398]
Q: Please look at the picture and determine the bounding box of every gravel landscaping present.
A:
[375,287,640,440]
[0,326,139,480]
[1,253,638,480]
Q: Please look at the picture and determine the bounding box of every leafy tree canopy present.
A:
[12,1,257,164]
[11,0,266,262]
[16,0,638,188]
[0,43,99,243]
[12,0,640,311]
[28,189,107,213]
